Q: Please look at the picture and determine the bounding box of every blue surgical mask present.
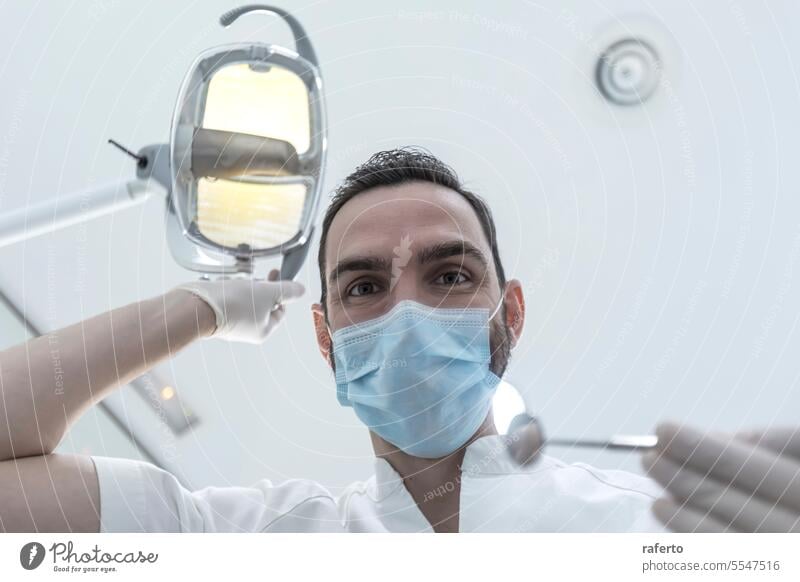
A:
[331,300,503,458]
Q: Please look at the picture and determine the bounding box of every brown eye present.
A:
[435,271,469,286]
[348,281,379,297]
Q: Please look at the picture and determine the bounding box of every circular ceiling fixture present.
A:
[595,38,661,106]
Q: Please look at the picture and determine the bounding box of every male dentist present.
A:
[1,148,666,533]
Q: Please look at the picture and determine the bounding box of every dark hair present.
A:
[317,147,507,313]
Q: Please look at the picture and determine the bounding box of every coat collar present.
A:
[372,434,553,500]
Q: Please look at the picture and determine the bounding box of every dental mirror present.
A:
[507,414,658,466]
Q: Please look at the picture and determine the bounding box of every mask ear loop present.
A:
[488,291,505,321]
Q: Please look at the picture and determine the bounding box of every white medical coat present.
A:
[92,434,664,532]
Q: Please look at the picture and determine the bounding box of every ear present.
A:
[503,279,525,349]
[311,303,333,369]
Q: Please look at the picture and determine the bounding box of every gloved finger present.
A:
[270,304,286,326]
[643,451,800,532]
[736,427,800,462]
[651,497,737,533]
[655,422,800,513]
[274,280,305,303]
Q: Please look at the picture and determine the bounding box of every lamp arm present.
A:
[0,179,163,248]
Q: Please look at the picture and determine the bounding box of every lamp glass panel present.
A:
[196,62,312,250]
[202,62,310,154]
[196,179,306,249]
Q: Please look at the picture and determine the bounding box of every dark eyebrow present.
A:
[329,255,391,283]
[416,240,489,269]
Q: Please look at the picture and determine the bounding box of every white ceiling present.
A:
[1,0,799,490]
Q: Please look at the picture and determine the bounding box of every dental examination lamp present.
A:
[0,4,327,280]
[0,5,324,478]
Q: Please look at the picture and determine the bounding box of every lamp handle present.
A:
[219,4,319,67]
[279,226,314,281]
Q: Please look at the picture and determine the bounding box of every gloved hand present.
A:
[176,269,305,344]
[642,422,800,532]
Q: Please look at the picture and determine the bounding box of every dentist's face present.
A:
[312,181,525,376]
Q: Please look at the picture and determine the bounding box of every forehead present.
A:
[324,181,489,270]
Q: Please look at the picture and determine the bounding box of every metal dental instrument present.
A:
[506,413,658,466]
[545,435,658,451]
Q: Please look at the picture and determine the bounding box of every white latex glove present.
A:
[176,269,305,344]
[642,422,800,532]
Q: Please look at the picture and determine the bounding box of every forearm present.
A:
[0,289,215,461]
[0,454,100,532]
